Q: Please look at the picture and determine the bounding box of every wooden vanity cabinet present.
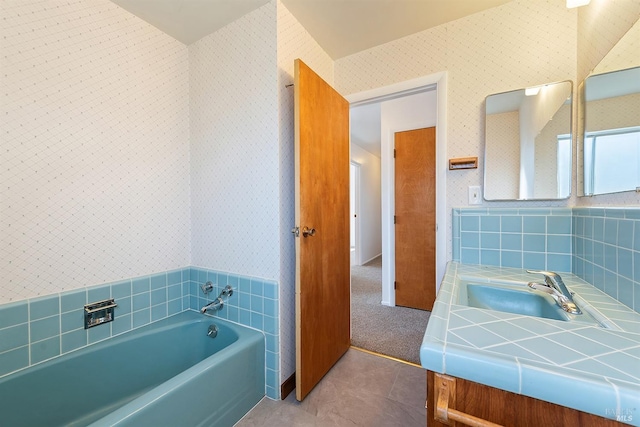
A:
[427,370,625,427]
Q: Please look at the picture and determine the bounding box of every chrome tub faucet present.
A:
[200,285,234,314]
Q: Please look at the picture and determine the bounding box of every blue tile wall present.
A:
[573,208,640,312]
[453,207,640,313]
[0,268,191,377]
[0,265,280,399]
[453,208,573,272]
[188,266,279,399]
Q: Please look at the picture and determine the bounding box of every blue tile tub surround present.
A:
[188,266,280,400]
[0,266,280,401]
[421,262,640,425]
[453,208,573,272]
[573,208,640,312]
[0,268,191,378]
[0,266,281,401]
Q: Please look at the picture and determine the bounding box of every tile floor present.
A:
[235,348,427,427]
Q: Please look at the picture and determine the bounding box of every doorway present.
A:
[348,83,443,364]
[349,89,439,302]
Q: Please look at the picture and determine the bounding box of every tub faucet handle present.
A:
[201,281,213,295]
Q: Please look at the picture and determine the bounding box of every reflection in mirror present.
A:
[583,67,640,196]
[484,81,573,200]
[577,18,640,196]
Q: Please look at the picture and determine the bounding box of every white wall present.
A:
[379,90,437,305]
[534,104,571,199]
[0,0,191,303]
[276,0,334,384]
[485,111,520,199]
[350,144,382,264]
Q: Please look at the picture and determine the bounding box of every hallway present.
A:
[350,257,431,365]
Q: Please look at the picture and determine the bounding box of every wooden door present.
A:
[394,127,436,311]
[294,59,350,401]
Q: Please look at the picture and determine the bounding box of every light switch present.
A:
[468,186,482,205]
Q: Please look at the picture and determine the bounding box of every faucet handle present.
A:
[201,281,214,295]
[526,269,563,286]
[526,269,560,278]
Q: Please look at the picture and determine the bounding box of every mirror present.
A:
[484,81,573,200]
[583,67,640,196]
[579,18,640,197]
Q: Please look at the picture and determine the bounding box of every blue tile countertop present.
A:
[421,262,640,426]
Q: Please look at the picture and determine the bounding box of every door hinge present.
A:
[394,281,397,290]
[394,215,396,224]
[393,149,396,158]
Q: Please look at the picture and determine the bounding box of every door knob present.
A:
[302,226,316,237]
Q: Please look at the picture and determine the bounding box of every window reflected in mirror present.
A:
[583,67,640,196]
[484,81,573,200]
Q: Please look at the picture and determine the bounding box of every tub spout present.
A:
[201,297,223,314]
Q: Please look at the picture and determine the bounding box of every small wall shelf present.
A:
[449,157,478,170]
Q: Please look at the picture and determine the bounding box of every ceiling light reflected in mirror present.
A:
[566,0,590,9]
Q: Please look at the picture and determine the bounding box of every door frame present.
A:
[346,72,448,307]
[350,161,362,266]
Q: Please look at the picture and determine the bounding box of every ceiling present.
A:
[109,0,271,45]
[586,67,640,101]
[280,0,512,59]
[110,0,512,59]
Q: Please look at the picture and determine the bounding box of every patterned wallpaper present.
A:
[0,0,191,303]
[576,0,640,82]
[585,94,640,132]
[335,0,577,262]
[276,0,334,384]
[189,2,280,281]
[591,18,640,76]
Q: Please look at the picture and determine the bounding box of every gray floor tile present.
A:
[235,348,427,427]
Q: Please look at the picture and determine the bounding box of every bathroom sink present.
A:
[457,280,601,325]
[464,284,569,321]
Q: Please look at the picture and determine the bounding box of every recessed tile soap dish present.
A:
[84,298,117,329]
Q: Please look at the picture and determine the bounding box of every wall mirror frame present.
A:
[483,80,573,201]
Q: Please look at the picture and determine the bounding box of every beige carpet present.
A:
[350,256,430,365]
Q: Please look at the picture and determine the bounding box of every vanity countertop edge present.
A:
[420,261,640,426]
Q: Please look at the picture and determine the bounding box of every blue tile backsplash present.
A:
[453,208,573,272]
[573,208,640,313]
[0,266,280,399]
[453,207,640,312]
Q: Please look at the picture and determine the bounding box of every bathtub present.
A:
[0,311,265,427]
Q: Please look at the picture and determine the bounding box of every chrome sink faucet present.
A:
[526,270,582,314]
